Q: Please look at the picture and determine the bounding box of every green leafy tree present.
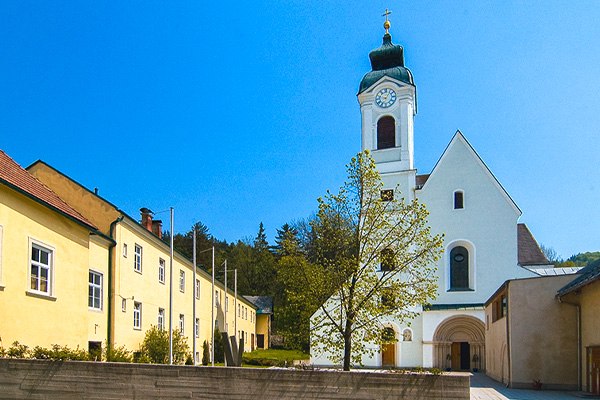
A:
[139,326,190,365]
[309,151,443,371]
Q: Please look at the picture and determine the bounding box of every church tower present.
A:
[357,15,417,198]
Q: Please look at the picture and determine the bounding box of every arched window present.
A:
[454,191,464,209]
[377,116,395,149]
[450,246,469,290]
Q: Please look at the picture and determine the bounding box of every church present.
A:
[311,17,553,370]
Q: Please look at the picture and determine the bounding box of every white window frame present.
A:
[158,258,165,284]
[158,308,165,330]
[453,189,465,210]
[445,239,476,292]
[88,270,103,310]
[226,296,229,312]
[122,298,127,312]
[133,302,142,330]
[28,239,55,297]
[179,314,185,334]
[195,279,200,299]
[195,318,200,338]
[123,243,128,258]
[179,270,185,292]
[134,244,142,273]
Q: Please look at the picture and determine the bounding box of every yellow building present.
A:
[558,260,600,395]
[1,150,258,362]
[0,150,113,354]
[245,296,273,350]
[27,160,257,363]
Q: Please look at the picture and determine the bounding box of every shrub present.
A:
[139,326,190,365]
[30,344,90,361]
[201,340,209,366]
[213,328,224,363]
[104,343,133,363]
[7,341,29,358]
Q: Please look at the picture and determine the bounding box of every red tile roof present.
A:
[517,223,549,266]
[415,174,430,188]
[0,150,97,230]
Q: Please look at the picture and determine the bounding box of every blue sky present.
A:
[1,1,598,259]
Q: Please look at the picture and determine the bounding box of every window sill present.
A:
[447,288,474,292]
[133,327,142,331]
[26,290,57,301]
[88,307,104,313]
[134,269,142,275]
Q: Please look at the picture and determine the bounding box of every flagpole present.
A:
[234,269,238,344]
[169,207,174,365]
[192,227,197,365]
[211,246,215,366]
[224,260,228,367]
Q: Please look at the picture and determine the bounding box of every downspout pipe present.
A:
[558,295,582,391]
[108,216,124,354]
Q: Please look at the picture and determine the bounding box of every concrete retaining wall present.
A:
[0,359,469,399]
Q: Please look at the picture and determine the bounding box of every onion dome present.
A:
[358,32,414,94]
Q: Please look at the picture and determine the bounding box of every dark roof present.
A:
[423,303,484,311]
[517,223,549,266]
[358,33,414,94]
[415,174,429,188]
[557,258,600,297]
[0,150,96,230]
[244,296,273,314]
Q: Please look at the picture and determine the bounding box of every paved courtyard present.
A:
[470,372,591,400]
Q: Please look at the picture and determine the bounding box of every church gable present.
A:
[418,131,521,217]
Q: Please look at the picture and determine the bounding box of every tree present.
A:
[274,223,300,256]
[139,326,190,364]
[309,151,443,370]
[540,244,561,263]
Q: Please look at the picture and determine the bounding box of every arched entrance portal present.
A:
[433,315,485,371]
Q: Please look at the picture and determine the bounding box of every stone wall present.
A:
[0,359,469,400]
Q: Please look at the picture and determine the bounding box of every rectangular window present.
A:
[30,242,53,295]
[122,298,127,312]
[134,244,142,273]
[158,258,165,284]
[195,279,201,299]
[454,191,464,209]
[195,318,200,338]
[179,270,185,292]
[380,189,394,201]
[133,302,142,329]
[238,303,241,317]
[158,308,165,330]
[226,297,229,312]
[123,243,128,258]
[88,270,103,310]
[179,314,185,334]
[215,290,219,307]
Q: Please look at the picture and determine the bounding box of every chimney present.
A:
[152,220,163,239]
[140,208,154,233]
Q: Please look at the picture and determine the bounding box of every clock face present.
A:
[375,88,397,108]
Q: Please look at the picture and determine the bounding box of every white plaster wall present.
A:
[417,135,535,306]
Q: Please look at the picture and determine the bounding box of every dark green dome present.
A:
[358,33,414,94]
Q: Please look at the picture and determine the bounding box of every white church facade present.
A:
[311,23,553,370]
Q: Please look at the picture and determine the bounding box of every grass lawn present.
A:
[242,349,310,366]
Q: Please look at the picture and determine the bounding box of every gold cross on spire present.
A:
[382,9,392,33]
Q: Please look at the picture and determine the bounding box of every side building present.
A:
[0,150,113,354]
[27,160,257,362]
[0,152,256,362]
